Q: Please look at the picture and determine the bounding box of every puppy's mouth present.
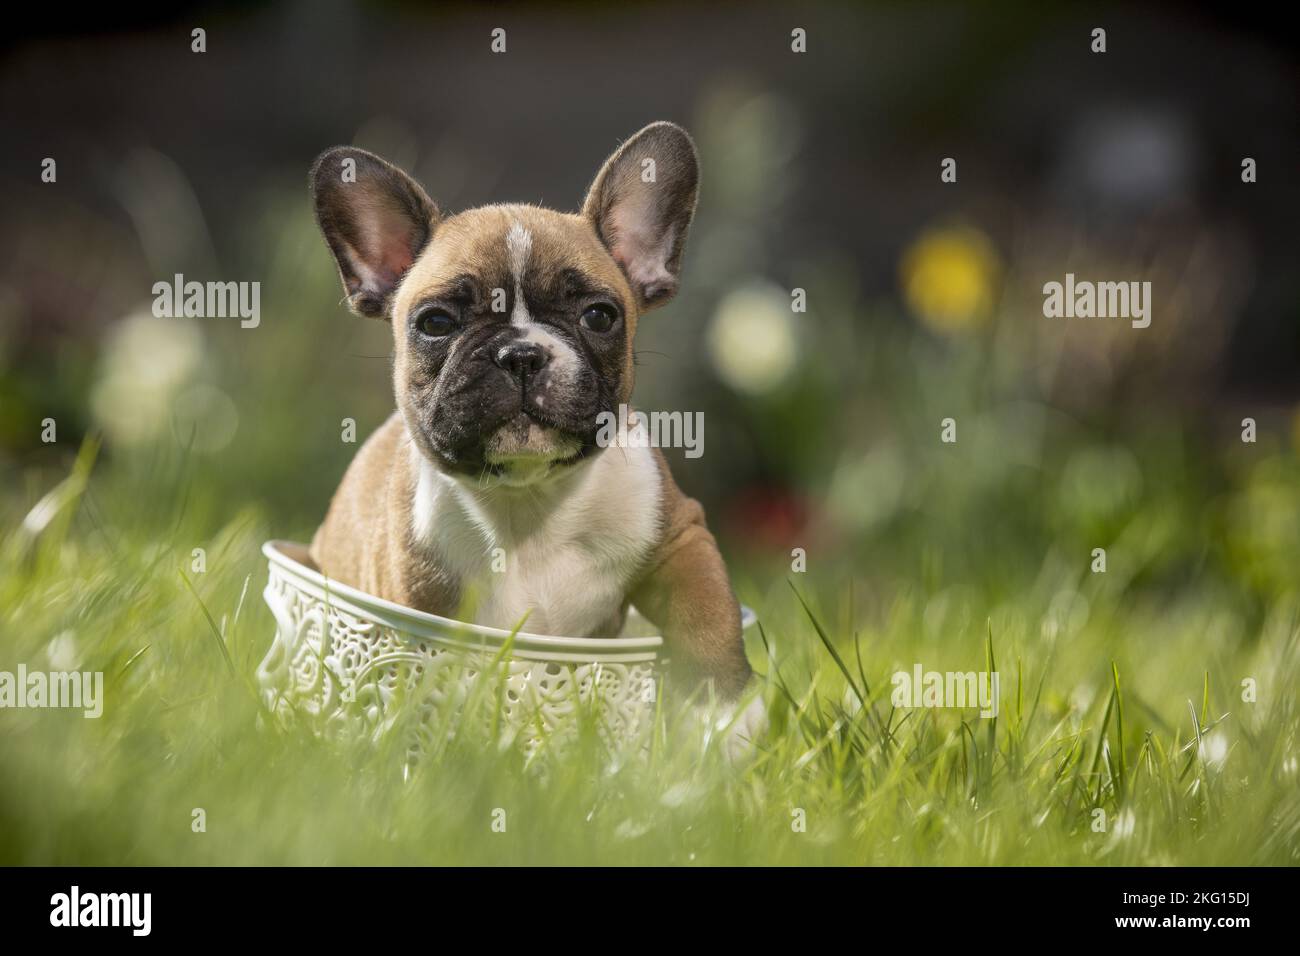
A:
[481,412,587,486]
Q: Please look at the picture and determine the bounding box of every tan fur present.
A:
[631,450,750,697]
[309,412,458,613]
[392,205,641,416]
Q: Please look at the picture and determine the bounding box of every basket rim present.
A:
[264,539,756,653]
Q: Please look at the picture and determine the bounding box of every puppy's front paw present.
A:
[705,692,768,764]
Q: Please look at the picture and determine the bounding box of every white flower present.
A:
[707,283,797,395]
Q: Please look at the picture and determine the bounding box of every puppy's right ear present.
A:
[310,146,438,319]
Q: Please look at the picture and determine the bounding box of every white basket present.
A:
[257,540,755,759]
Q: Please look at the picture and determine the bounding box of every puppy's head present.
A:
[310,122,699,487]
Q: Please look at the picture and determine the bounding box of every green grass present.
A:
[1,435,1297,866]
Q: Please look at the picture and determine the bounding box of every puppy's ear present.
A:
[582,122,699,312]
[310,146,438,319]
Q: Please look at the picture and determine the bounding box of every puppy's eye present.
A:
[580,304,618,333]
[414,308,456,338]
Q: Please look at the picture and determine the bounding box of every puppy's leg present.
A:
[631,517,751,696]
[631,532,766,759]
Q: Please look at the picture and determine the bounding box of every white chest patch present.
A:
[411,443,663,636]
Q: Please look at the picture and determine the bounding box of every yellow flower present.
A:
[900,226,1001,334]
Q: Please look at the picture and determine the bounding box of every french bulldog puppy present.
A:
[307,122,762,737]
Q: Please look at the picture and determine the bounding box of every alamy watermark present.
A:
[152,273,260,328]
[1042,273,1151,329]
[0,665,103,718]
[891,664,1000,718]
[595,404,703,458]
[50,886,151,936]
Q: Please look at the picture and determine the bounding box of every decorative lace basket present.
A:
[257,540,755,760]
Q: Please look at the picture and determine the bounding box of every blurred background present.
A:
[1,0,1298,636]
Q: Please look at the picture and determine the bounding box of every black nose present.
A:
[495,340,549,384]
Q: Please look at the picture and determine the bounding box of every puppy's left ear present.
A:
[582,122,699,312]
